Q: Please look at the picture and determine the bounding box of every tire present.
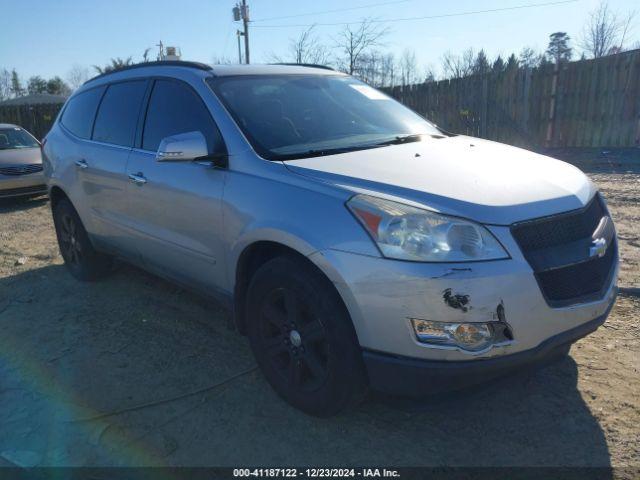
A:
[52,198,112,281]
[246,254,368,417]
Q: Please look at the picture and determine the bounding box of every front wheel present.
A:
[246,255,367,417]
[52,199,112,281]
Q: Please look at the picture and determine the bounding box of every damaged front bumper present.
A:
[309,224,618,367]
[363,302,613,396]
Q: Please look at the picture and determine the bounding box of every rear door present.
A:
[57,85,104,230]
[75,80,148,254]
[125,78,228,292]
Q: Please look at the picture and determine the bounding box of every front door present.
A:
[124,78,228,292]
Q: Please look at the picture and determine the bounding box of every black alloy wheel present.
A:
[53,199,112,281]
[246,254,367,416]
[258,286,330,392]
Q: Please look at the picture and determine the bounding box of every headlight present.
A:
[347,195,509,262]
[411,318,513,352]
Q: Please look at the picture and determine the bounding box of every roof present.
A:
[0,93,67,106]
[0,123,20,129]
[82,60,342,86]
[210,64,341,77]
[84,60,212,85]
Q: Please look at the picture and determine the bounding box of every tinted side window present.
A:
[60,87,104,139]
[142,80,223,153]
[93,81,147,147]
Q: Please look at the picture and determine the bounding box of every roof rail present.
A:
[83,61,213,85]
[271,63,335,71]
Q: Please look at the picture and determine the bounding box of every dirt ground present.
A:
[0,158,638,470]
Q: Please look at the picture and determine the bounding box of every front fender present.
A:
[221,163,381,290]
[228,224,321,284]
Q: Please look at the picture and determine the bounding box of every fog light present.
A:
[452,323,492,349]
[410,319,511,352]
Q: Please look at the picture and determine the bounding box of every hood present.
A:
[284,136,594,225]
[0,147,42,166]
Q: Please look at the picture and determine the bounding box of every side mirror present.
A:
[156,131,208,162]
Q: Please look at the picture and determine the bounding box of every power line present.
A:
[250,0,579,28]
[221,21,234,58]
[251,0,412,23]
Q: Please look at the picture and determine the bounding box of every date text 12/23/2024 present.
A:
[233,469,400,478]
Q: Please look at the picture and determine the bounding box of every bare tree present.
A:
[581,1,637,58]
[335,18,389,75]
[399,49,419,86]
[67,64,89,90]
[378,52,396,87]
[441,48,475,79]
[357,51,384,86]
[0,68,12,100]
[288,26,332,65]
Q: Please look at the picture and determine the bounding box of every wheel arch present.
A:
[232,239,351,337]
[49,185,71,211]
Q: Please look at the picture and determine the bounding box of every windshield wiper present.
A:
[374,134,423,146]
[273,144,385,161]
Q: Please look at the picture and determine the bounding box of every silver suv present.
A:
[43,62,618,416]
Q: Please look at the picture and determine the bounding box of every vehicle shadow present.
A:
[0,263,612,470]
[0,195,48,214]
[367,357,612,469]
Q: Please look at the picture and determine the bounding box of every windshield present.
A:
[0,127,40,150]
[207,75,440,160]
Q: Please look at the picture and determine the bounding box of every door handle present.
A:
[128,172,147,186]
[75,159,88,169]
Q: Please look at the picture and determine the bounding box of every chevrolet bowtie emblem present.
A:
[589,237,608,258]
[589,216,612,258]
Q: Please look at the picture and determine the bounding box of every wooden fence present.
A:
[384,49,640,149]
[2,51,639,148]
[0,103,63,140]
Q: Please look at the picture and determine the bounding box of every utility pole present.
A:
[241,0,250,64]
[233,1,250,64]
[236,30,243,64]
[156,40,164,61]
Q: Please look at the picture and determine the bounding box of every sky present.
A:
[1,0,638,82]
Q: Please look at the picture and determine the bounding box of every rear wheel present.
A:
[53,199,112,281]
[246,255,367,416]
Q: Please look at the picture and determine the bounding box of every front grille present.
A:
[535,244,616,302]
[512,196,604,251]
[0,164,43,176]
[511,195,617,307]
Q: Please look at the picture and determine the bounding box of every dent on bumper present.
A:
[309,242,618,362]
